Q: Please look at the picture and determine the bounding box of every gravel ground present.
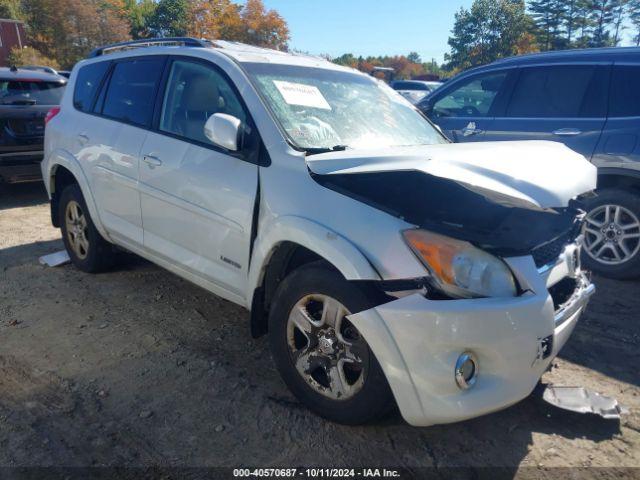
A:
[0,182,639,478]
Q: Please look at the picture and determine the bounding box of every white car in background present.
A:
[42,38,596,427]
[391,79,443,104]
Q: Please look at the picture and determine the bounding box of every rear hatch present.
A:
[0,78,65,154]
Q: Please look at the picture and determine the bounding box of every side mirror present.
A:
[204,113,242,151]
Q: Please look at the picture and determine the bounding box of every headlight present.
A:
[402,229,517,298]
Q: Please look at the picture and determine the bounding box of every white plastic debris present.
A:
[39,250,70,267]
[543,386,629,419]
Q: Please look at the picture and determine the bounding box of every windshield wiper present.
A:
[304,145,349,155]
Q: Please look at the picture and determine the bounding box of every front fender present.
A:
[247,215,381,304]
[44,149,111,242]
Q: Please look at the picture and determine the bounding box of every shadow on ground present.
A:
[1,239,631,474]
[0,182,49,211]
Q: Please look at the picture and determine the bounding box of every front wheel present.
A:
[582,188,640,279]
[268,263,394,425]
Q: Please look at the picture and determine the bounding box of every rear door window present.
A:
[432,71,507,118]
[0,79,65,106]
[609,65,640,118]
[101,57,165,128]
[506,65,607,118]
[73,61,110,112]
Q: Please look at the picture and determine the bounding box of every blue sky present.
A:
[262,0,474,63]
[261,0,637,63]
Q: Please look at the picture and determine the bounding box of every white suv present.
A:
[43,38,597,427]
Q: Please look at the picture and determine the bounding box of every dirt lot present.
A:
[1,182,639,477]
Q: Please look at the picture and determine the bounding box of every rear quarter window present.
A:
[74,61,110,112]
[101,57,165,128]
[609,65,640,118]
[506,65,607,118]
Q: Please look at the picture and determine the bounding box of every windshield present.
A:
[244,63,447,152]
[0,79,66,105]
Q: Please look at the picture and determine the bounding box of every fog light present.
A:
[455,352,478,390]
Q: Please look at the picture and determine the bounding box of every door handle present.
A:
[462,122,483,137]
[143,154,162,168]
[553,128,582,136]
[77,133,89,145]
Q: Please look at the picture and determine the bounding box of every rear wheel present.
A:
[582,189,640,279]
[268,263,394,424]
[59,184,116,273]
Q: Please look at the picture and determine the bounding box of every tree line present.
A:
[335,0,640,79]
[0,0,289,69]
[447,0,640,71]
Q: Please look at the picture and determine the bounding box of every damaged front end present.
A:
[306,142,598,426]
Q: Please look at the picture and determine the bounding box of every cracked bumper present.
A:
[348,257,594,427]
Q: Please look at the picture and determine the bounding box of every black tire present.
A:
[58,183,116,273]
[582,188,640,280]
[268,262,395,425]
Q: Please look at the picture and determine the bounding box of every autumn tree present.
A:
[237,0,289,49]
[7,45,59,69]
[188,0,243,40]
[22,0,130,68]
[182,0,289,49]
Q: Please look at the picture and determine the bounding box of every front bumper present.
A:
[348,252,594,427]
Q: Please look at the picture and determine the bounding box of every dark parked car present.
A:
[0,66,66,183]
[418,47,640,279]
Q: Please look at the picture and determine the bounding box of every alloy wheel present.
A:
[65,200,90,260]
[286,294,369,401]
[583,204,640,265]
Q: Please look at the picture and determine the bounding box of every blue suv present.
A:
[419,47,640,279]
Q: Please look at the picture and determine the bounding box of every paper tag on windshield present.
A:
[273,80,331,110]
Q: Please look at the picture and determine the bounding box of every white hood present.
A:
[306,141,597,208]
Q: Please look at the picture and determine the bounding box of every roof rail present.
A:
[88,37,214,58]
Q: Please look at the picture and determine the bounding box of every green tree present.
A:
[147,0,189,37]
[124,0,156,39]
[631,0,640,45]
[590,0,617,46]
[611,0,630,44]
[407,51,422,64]
[573,0,595,46]
[445,0,533,70]
[0,0,23,19]
[529,0,567,50]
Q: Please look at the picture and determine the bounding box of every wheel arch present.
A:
[45,151,110,239]
[597,168,640,194]
[247,216,382,338]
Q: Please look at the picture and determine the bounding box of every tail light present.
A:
[44,106,61,125]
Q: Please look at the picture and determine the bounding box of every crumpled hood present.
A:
[306,140,597,208]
